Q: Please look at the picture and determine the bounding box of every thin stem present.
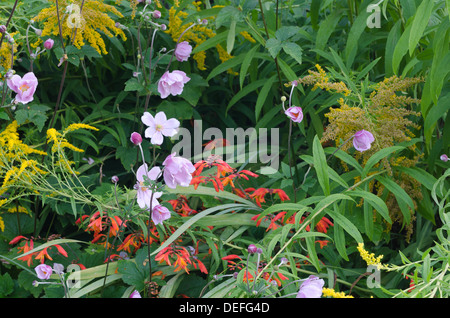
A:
[0,0,19,49]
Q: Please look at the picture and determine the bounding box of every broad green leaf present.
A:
[315,9,342,52]
[408,0,434,56]
[275,26,301,41]
[265,38,282,59]
[344,4,372,68]
[282,42,302,65]
[392,23,412,75]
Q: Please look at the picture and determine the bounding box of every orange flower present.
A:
[316,217,333,233]
[155,244,208,275]
[117,233,145,253]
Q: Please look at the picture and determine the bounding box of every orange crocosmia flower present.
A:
[316,217,333,233]
[86,212,103,233]
[272,189,290,201]
[117,233,144,253]
[316,240,329,249]
[109,216,126,236]
[17,239,35,267]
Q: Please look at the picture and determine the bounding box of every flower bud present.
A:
[0,25,6,33]
[111,175,119,183]
[44,38,54,50]
[248,244,257,254]
[160,24,167,31]
[152,10,161,19]
[130,132,143,145]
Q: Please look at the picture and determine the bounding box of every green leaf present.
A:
[14,104,50,132]
[344,4,372,68]
[362,146,404,177]
[254,75,276,121]
[348,189,391,223]
[157,100,194,120]
[327,209,363,244]
[265,38,282,59]
[124,78,144,92]
[408,0,434,56]
[313,135,330,196]
[282,42,302,65]
[315,9,342,52]
[275,26,301,41]
[239,44,260,90]
[376,175,415,224]
[392,23,412,75]
[0,273,14,297]
[227,20,236,54]
[226,78,266,114]
[118,259,146,291]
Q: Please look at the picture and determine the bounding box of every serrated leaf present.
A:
[282,42,302,65]
[275,26,301,41]
[265,38,282,59]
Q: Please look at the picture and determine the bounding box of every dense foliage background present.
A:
[0,0,449,298]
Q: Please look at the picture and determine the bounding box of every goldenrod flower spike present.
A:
[357,243,385,270]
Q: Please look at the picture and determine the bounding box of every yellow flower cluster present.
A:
[46,123,98,153]
[0,120,99,231]
[0,33,18,75]
[166,1,251,74]
[288,64,351,96]
[32,0,127,55]
[322,288,354,298]
[357,243,385,270]
[0,121,49,230]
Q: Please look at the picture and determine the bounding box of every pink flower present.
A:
[35,264,53,280]
[44,38,54,50]
[440,154,449,162]
[130,132,143,145]
[136,163,163,210]
[7,72,38,104]
[141,111,180,145]
[353,130,375,152]
[152,205,171,225]
[162,153,195,189]
[157,70,190,99]
[152,10,161,19]
[285,106,303,123]
[175,41,192,62]
[129,290,142,298]
[296,275,324,298]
